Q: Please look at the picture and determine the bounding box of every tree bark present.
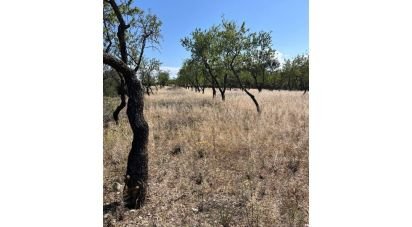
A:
[105,1,150,209]
[104,53,149,209]
[124,74,149,209]
[113,73,126,124]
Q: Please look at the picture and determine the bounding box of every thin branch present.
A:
[134,36,146,72]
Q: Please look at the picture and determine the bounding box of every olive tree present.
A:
[157,70,170,88]
[220,19,261,112]
[138,57,161,95]
[181,27,228,100]
[103,0,161,209]
[245,31,280,92]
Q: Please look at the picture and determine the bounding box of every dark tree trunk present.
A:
[231,64,260,113]
[113,74,127,124]
[195,75,201,93]
[220,91,225,101]
[211,79,216,98]
[218,87,225,101]
[104,53,149,209]
[219,73,227,101]
[202,59,225,100]
[201,80,206,94]
[252,73,263,92]
[105,0,150,209]
[124,75,149,209]
[243,89,260,112]
[257,85,262,92]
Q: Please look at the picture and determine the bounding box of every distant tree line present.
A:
[103,68,171,97]
[177,18,309,112]
[176,54,309,92]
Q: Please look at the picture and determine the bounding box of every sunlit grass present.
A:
[104,87,308,226]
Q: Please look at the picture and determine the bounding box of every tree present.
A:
[181,26,228,100]
[139,57,161,95]
[293,54,309,93]
[103,0,162,209]
[178,58,210,93]
[157,70,170,88]
[103,69,121,97]
[245,31,280,92]
[277,54,309,92]
[180,18,303,111]
[220,19,261,112]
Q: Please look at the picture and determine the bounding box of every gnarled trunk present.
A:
[123,74,149,209]
[104,53,149,209]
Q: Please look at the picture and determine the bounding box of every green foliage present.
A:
[278,54,309,90]
[157,71,170,87]
[104,0,162,70]
[139,57,161,87]
[103,70,121,97]
[178,18,306,92]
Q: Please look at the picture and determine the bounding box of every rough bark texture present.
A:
[104,0,152,209]
[104,53,149,209]
[123,73,149,209]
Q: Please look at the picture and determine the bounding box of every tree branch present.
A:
[104,20,112,53]
[104,52,134,78]
[134,37,146,72]
[108,0,130,63]
[201,58,223,93]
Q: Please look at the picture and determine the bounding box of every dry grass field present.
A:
[103,87,308,226]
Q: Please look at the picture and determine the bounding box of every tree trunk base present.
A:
[123,175,147,209]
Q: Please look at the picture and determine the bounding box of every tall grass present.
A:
[104,87,308,226]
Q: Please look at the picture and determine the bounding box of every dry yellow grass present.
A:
[104,87,308,226]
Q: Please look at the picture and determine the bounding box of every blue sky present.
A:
[136,0,308,77]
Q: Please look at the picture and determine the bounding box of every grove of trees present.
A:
[102,0,308,210]
[178,18,309,112]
